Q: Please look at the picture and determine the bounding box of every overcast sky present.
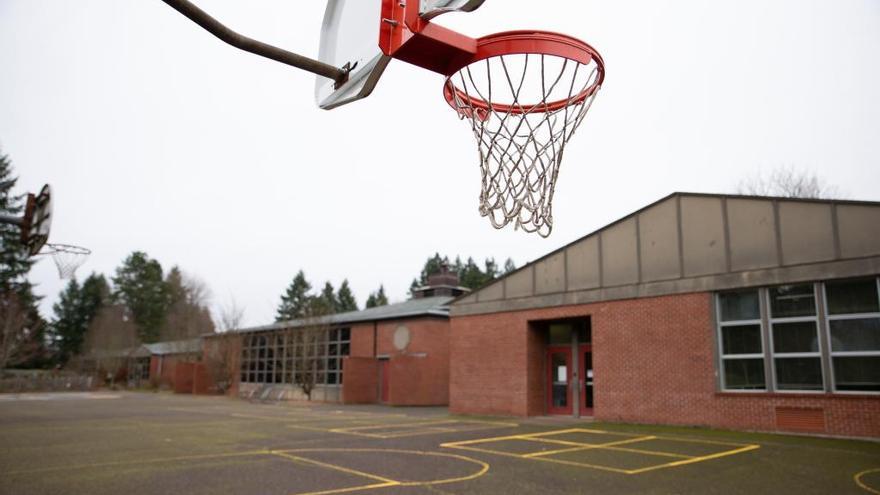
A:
[2,0,878,327]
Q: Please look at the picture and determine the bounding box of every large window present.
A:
[717,290,766,390]
[716,276,880,394]
[768,285,823,391]
[825,279,880,392]
[240,327,351,386]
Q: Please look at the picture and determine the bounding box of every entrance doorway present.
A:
[544,319,592,416]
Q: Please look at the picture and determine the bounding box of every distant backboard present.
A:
[316,0,487,110]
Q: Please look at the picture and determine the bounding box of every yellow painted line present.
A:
[273,448,489,490]
[4,449,271,476]
[288,481,398,495]
[332,419,457,432]
[272,452,399,484]
[625,444,761,474]
[603,446,695,459]
[854,467,880,494]
[522,436,657,458]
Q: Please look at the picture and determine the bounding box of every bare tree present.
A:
[204,299,245,394]
[80,305,139,381]
[288,301,333,401]
[0,292,27,370]
[736,166,842,199]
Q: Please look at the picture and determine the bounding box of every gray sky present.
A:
[2,0,878,327]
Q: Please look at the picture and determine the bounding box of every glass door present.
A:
[547,347,572,415]
[579,344,594,416]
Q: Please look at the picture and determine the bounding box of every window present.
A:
[825,278,880,392]
[768,285,823,391]
[238,327,352,386]
[717,291,766,390]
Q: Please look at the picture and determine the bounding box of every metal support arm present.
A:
[160,0,348,85]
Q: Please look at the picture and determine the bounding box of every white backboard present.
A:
[316,0,487,110]
[316,0,390,110]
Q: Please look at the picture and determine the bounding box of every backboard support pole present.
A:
[160,0,349,86]
[0,214,23,227]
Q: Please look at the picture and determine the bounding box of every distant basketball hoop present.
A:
[40,243,91,280]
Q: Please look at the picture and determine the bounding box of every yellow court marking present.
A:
[272,448,490,495]
[522,436,658,458]
[441,428,760,476]
[855,468,880,495]
[3,449,272,476]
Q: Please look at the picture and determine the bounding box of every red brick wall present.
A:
[350,323,376,358]
[173,362,195,394]
[451,292,880,438]
[342,357,378,404]
[343,317,450,406]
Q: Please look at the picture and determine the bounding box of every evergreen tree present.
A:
[365,285,389,308]
[0,151,32,285]
[312,281,337,315]
[336,279,358,312]
[161,267,214,340]
[276,270,312,321]
[50,279,82,363]
[112,251,169,343]
[0,150,46,368]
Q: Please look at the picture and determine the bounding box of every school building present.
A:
[226,266,469,405]
[447,192,880,437]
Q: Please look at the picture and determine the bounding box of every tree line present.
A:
[51,253,215,366]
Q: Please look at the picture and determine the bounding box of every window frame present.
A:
[823,277,880,395]
[715,290,767,392]
[766,284,825,393]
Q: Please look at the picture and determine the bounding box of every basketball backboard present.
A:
[315,0,487,110]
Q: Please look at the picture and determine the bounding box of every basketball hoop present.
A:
[41,243,91,280]
[443,32,605,237]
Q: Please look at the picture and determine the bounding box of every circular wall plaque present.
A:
[393,325,411,351]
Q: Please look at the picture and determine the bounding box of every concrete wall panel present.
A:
[477,280,505,302]
[681,196,727,277]
[779,202,835,265]
[601,218,639,286]
[566,236,600,291]
[838,204,880,259]
[639,198,681,282]
[505,266,534,299]
[728,199,778,271]
[535,251,566,294]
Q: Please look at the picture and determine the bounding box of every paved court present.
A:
[0,392,878,495]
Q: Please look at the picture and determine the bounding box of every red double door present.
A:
[547,345,593,416]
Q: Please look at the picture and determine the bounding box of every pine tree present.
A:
[161,267,214,340]
[112,251,169,343]
[0,150,46,368]
[0,150,33,288]
[336,279,358,312]
[50,279,82,363]
[365,285,389,308]
[276,270,312,321]
[312,281,337,315]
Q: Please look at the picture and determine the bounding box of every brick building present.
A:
[228,267,468,404]
[449,193,880,437]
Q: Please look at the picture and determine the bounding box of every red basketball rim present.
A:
[443,30,605,116]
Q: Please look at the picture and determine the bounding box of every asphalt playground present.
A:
[0,392,878,495]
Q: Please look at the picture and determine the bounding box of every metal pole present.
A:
[0,214,23,227]
[160,0,348,85]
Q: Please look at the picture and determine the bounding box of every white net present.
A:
[46,243,91,280]
[445,52,602,237]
